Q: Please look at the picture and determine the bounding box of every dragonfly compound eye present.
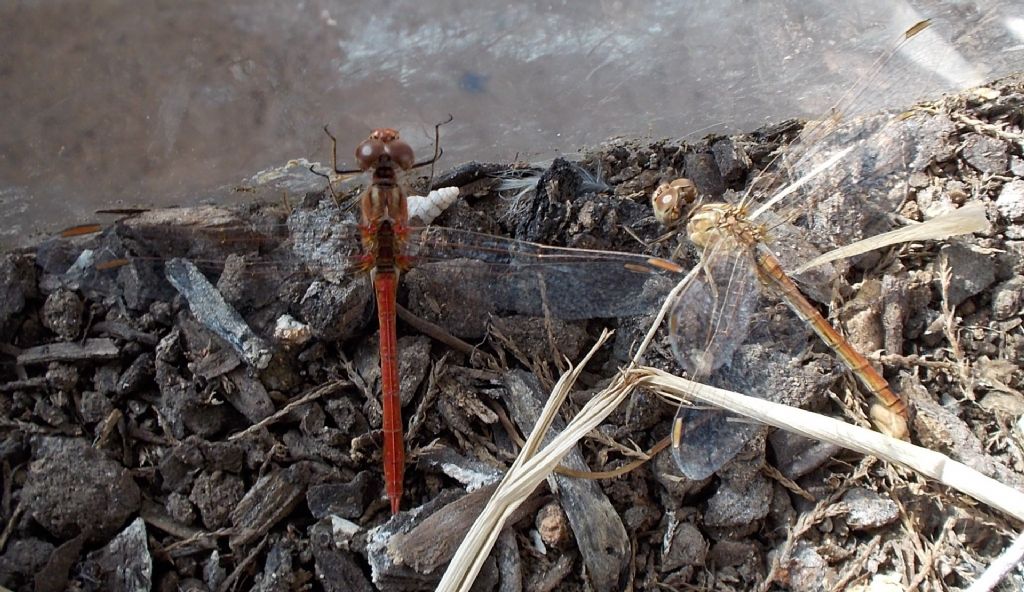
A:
[385,139,415,170]
[356,138,387,170]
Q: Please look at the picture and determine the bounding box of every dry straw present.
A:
[435,200,1016,591]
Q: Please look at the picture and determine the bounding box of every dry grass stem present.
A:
[966,530,1024,592]
[639,367,1024,522]
[795,201,989,273]
[437,330,638,592]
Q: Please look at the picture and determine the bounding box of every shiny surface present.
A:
[3,0,1021,247]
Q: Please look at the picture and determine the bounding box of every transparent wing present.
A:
[667,238,765,480]
[40,206,684,341]
[38,206,317,309]
[668,239,761,379]
[403,226,681,331]
[744,19,988,251]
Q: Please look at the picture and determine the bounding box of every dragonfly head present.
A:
[651,177,699,227]
[356,128,416,171]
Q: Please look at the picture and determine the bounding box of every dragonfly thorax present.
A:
[687,203,765,250]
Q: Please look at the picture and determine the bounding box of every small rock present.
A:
[514,157,577,242]
[708,539,761,569]
[996,179,1024,223]
[80,517,152,592]
[769,430,843,480]
[23,437,141,542]
[397,335,433,407]
[41,288,84,340]
[307,472,374,520]
[623,500,660,533]
[93,365,121,396]
[536,502,571,548]
[204,551,226,591]
[660,518,707,572]
[980,388,1024,416]
[309,518,375,592]
[159,438,204,493]
[908,113,957,165]
[223,368,275,423]
[273,313,313,346]
[684,151,726,199]
[936,243,995,306]
[907,171,931,188]
[45,363,79,393]
[703,472,773,531]
[252,540,297,591]
[841,488,900,530]
[0,538,55,591]
[961,132,1009,174]
[0,254,37,337]
[190,471,245,529]
[783,541,834,592]
[200,440,245,473]
[117,353,154,398]
[299,279,372,342]
[79,391,114,424]
[711,138,751,183]
[992,277,1024,320]
[1011,155,1024,177]
[840,279,884,355]
[166,492,197,525]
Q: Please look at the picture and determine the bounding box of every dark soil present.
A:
[2,74,1024,591]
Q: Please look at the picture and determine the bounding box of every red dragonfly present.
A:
[347,127,419,514]
[336,127,685,513]
[46,127,685,514]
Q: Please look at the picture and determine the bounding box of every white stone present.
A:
[996,179,1024,222]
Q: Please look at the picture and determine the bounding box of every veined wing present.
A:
[668,238,761,380]
[742,19,988,246]
[667,236,764,480]
[402,226,683,333]
[41,204,685,341]
[39,206,319,309]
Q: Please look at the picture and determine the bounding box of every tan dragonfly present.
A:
[652,19,989,479]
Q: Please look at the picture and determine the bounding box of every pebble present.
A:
[841,488,900,530]
[703,472,772,530]
[1011,155,1024,177]
[784,542,833,592]
[536,502,571,548]
[711,138,751,183]
[684,151,725,199]
[996,179,1024,223]
[79,390,114,424]
[661,519,707,572]
[190,471,245,529]
[22,436,141,541]
[82,517,152,591]
[936,243,995,306]
[41,288,84,340]
[166,492,197,525]
[992,277,1024,320]
[961,132,1009,174]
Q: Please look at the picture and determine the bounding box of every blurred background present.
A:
[1,0,1022,247]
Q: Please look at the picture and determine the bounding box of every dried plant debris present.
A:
[1,76,1023,591]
